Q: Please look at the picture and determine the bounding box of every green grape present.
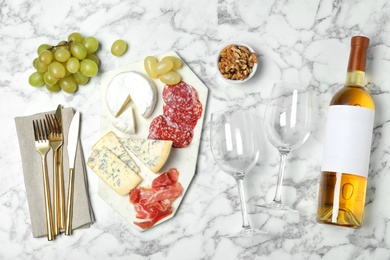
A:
[59,75,78,93]
[70,43,87,60]
[54,48,71,62]
[154,59,173,75]
[45,83,61,92]
[83,36,99,54]
[61,62,71,76]
[111,39,127,56]
[39,50,54,65]
[48,61,66,79]
[144,56,158,78]
[29,72,44,87]
[86,53,99,65]
[159,71,181,85]
[80,59,98,77]
[33,58,48,73]
[37,44,52,55]
[73,70,89,85]
[43,71,58,85]
[161,56,183,70]
[66,57,80,73]
[68,32,83,43]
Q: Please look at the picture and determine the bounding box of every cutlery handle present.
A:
[57,148,66,230]
[41,155,54,241]
[52,150,59,236]
[65,168,75,236]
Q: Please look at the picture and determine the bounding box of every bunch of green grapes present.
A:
[29,32,100,93]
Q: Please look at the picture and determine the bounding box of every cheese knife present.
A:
[65,111,80,236]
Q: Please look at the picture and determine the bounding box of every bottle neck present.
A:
[345,70,365,87]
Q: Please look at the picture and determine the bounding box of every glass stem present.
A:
[273,150,290,204]
[235,174,251,229]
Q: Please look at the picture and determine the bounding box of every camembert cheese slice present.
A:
[113,106,136,134]
[88,147,142,195]
[120,138,173,173]
[92,131,139,173]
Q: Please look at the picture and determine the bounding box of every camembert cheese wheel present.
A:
[105,71,158,119]
[120,138,173,173]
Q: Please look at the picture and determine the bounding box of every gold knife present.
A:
[65,111,80,235]
[55,104,66,230]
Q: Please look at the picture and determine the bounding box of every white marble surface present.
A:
[1,0,390,259]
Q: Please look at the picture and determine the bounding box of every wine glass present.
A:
[257,82,312,212]
[210,109,267,237]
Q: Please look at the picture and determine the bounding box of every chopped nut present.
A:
[218,44,258,81]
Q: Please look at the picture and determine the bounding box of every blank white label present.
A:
[321,105,375,177]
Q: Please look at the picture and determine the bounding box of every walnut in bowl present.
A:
[217,42,258,83]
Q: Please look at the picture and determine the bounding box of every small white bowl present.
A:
[216,42,258,84]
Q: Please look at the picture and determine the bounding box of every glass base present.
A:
[227,227,268,238]
[256,201,298,213]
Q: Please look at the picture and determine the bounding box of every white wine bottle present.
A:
[316,36,375,228]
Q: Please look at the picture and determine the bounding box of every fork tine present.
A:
[33,120,38,141]
[45,115,53,134]
[52,115,61,134]
[39,119,48,141]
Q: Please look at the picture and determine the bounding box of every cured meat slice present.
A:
[152,168,179,190]
[134,207,173,230]
[129,168,183,230]
[163,100,202,123]
[141,183,183,206]
[149,81,202,148]
[162,81,199,111]
[148,115,193,148]
[163,100,202,131]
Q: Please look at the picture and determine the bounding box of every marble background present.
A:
[1,0,390,259]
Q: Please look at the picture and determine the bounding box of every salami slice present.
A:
[148,115,193,148]
[163,99,202,130]
[162,81,199,111]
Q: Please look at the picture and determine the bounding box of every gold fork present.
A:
[33,119,55,241]
[45,114,64,235]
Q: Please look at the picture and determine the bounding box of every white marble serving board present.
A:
[99,50,208,232]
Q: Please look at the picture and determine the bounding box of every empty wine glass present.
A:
[210,109,267,237]
[257,82,312,212]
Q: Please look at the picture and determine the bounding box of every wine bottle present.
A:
[316,36,375,228]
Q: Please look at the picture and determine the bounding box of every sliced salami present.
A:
[148,115,193,148]
[163,99,202,123]
[162,81,199,111]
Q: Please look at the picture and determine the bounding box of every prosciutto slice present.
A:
[129,168,183,229]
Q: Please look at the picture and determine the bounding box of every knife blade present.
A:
[67,111,80,169]
[55,105,66,231]
[65,111,80,235]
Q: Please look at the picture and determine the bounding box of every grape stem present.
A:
[47,40,73,51]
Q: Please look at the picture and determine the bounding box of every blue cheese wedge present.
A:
[120,138,172,173]
[88,147,142,195]
[92,131,139,173]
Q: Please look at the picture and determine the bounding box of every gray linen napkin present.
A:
[15,107,94,238]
